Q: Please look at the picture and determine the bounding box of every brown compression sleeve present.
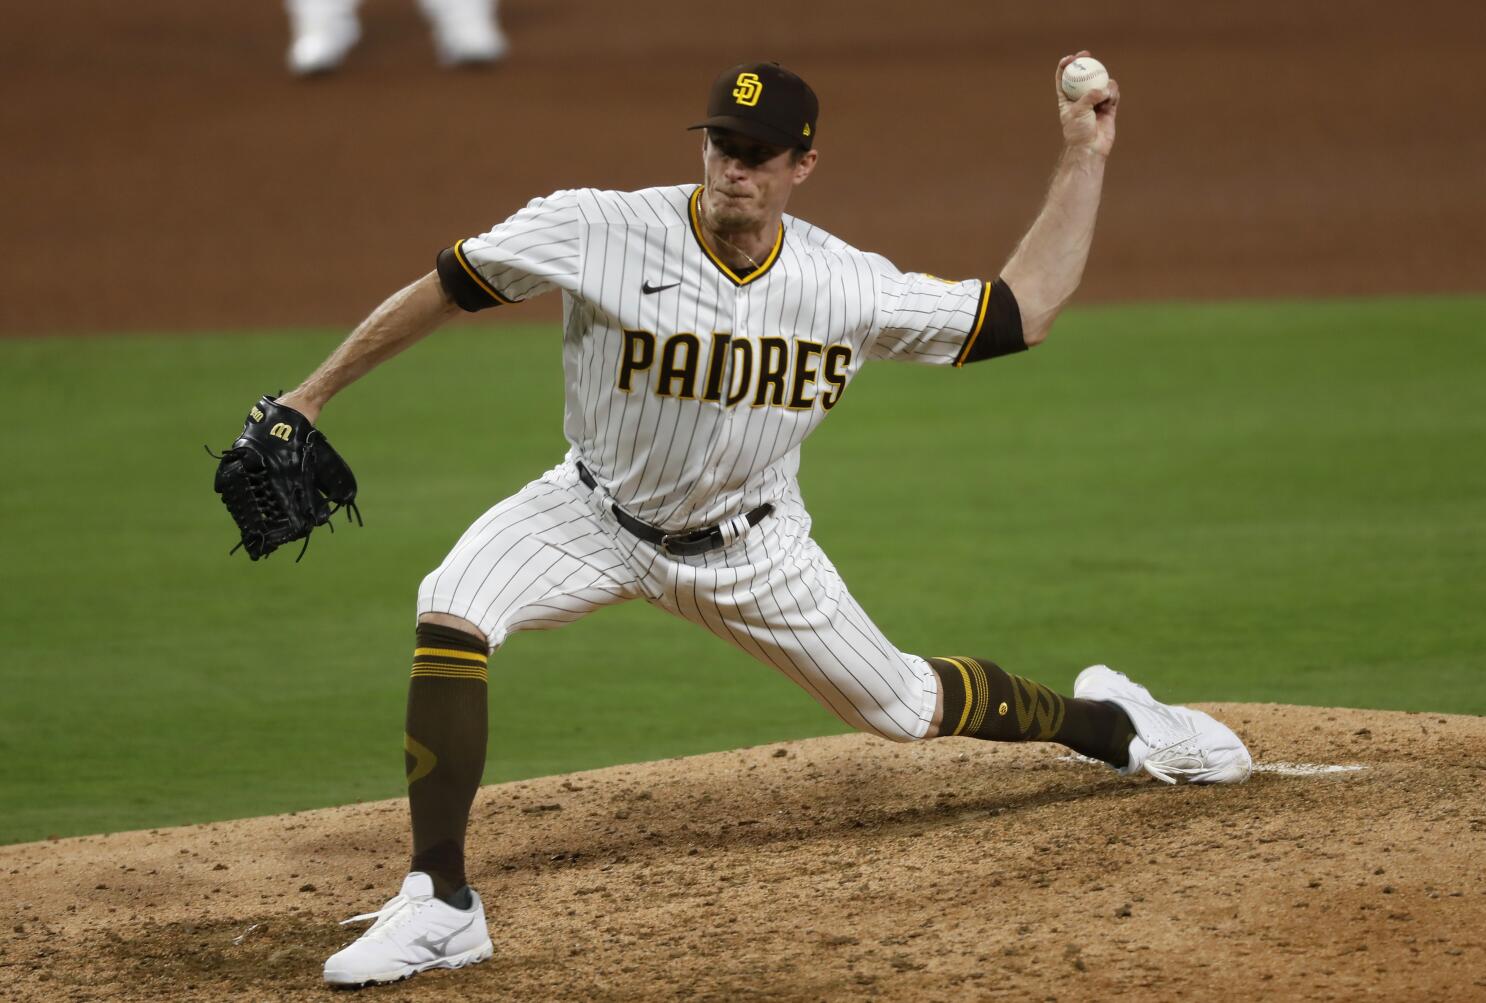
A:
[435,241,513,312]
[954,278,1026,365]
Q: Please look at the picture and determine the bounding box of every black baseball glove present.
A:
[211,395,361,560]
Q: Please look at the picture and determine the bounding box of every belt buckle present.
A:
[660,529,711,557]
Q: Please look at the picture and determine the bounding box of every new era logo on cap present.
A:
[690,61,819,150]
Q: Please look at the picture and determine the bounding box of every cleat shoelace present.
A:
[1143,733,1208,782]
[339,894,426,941]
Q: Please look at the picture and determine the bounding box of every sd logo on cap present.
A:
[732,72,763,107]
[690,61,819,150]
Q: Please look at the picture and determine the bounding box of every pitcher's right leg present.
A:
[924,655,1136,764]
[655,525,938,743]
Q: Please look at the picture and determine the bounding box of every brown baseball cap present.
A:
[688,62,819,150]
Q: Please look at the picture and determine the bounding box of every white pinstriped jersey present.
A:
[453,184,993,530]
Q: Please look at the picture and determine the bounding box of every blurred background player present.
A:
[285,0,508,75]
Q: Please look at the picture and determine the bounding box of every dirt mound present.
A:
[3,703,1482,1000]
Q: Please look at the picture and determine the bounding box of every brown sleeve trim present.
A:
[435,240,517,312]
[952,281,993,366]
[954,278,1026,366]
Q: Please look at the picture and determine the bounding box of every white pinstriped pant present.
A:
[417,459,938,741]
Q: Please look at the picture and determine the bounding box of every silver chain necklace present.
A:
[698,194,763,272]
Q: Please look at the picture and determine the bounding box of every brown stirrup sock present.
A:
[928,656,1137,769]
[406,621,490,903]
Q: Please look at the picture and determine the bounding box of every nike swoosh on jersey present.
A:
[641,280,680,295]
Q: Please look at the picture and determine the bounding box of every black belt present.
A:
[576,462,773,557]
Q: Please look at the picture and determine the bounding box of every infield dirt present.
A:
[3,0,1482,333]
[3,704,1482,1000]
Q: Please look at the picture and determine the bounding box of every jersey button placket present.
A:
[705,283,744,491]
[722,287,748,440]
[728,285,749,422]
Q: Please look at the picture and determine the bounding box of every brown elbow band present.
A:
[956,278,1025,365]
[435,244,510,313]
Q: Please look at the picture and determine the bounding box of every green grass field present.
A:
[1,297,1482,845]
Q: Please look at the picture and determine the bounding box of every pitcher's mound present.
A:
[3,703,1482,1000]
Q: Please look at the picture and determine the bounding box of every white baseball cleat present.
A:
[323,872,494,987]
[1074,664,1253,784]
[418,0,509,66]
[286,2,361,76]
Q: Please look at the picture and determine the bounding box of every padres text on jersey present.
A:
[439,185,994,530]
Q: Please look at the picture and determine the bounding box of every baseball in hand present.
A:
[1060,57,1109,101]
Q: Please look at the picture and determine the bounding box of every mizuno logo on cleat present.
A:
[642,280,680,295]
[410,917,474,956]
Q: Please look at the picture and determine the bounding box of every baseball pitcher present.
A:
[212,54,1253,988]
